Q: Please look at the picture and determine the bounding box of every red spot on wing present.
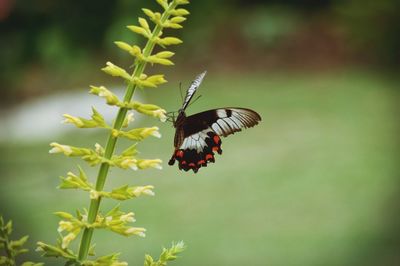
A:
[169,131,223,173]
[205,154,213,160]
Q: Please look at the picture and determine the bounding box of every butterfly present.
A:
[168,71,261,173]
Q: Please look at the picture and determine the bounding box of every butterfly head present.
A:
[173,109,186,128]
[166,109,186,127]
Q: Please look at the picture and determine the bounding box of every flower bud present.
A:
[57,221,74,233]
[170,8,190,16]
[101,62,131,81]
[157,37,183,46]
[152,109,167,122]
[133,185,155,197]
[120,158,138,171]
[90,190,100,200]
[95,143,105,155]
[90,85,120,106]
[138,17,150,32]
[120,212,136,223]
[137,159,163,170]
[49,143,73,155]
[156,0,168,10]
[114,41,132,52]
[170,16,186,24]
[62,114,85,127]
[142,8,155,20]
[140,127,161,138]
[127,25,150,39]
[156,51,175,59]
[176,0,190,4]
[122,111,135,128]
[124,227,146,237]
[61,232,77,249]
[146,56,174,66]
[54,212,74,220]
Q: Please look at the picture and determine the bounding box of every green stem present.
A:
[77,2,178,263]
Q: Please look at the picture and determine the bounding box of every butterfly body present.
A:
[168,72,261,173]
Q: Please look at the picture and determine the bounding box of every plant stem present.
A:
[77,2,178,263]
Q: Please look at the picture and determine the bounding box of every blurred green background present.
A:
[0,0,399,265]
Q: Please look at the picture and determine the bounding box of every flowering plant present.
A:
[36,0,190,264]
[0,216,43,266]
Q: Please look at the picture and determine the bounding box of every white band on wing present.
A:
[182,71,207,110]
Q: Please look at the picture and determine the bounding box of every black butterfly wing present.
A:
[186,107,262,137]
[168,108,261,173]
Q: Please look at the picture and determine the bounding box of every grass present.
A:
[0,69,399,265]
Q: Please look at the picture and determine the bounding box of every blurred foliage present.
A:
[0,71,399,265]
[241,6,302,47]
[1,0,399,102]
[334,0,400,66]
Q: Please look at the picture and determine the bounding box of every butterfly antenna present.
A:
[179,82,184,104]
[166,111,177,124]
[187,94,202,108]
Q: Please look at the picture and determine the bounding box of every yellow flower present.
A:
[49,143,73,155]
[124,227,146,237]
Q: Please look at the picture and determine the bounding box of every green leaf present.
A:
[78,166,88,182]
[91,107,107,128]
[58,169,93,191]
[0,256,9,265]
[121,144,138,157]
[5,220,12,235]
[82,253,127,266]
[105,205,123,218]
[88,244,96,256]
[145,241,186,266]
[21,262,44,266]
[36,241,76,260]
[10,235,29,249]
[144,254,154,266]
[15,248,29,255]
[109,185,132,200]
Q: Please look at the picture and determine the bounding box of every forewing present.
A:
[184,108,261,137]
[181,71,207,110]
